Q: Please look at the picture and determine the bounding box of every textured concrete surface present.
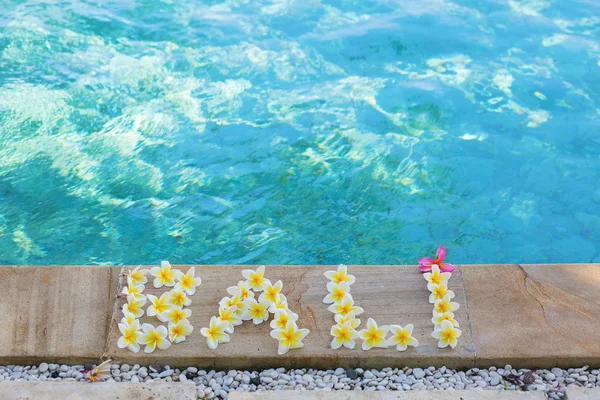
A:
[0,381,197,400]
[106,265,473,369]
[229,390,549,399]
[462,264,600,368]
[0,266,115,365]
[565,387,600,399]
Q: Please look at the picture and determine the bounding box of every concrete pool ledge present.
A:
[0,264,598,369]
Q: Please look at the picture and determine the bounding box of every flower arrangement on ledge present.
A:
[324,264,418,352]
[111,246,459,368]
[201,265,310,355]
[419,246,462,349]
[117,261,201,354]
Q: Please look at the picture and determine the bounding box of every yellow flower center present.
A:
[181,275,192,287]
[395,331,408,341]
[430,273,442,285]
[436,301,450,313]
[250,273,262,287]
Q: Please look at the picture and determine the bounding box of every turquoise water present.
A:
[0,0,599,266]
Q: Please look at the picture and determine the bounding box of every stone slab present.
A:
[106,265,474,369]
[0,381,196,400]
[565,387,600,400]
[229,390,548,399]
[461,264,600,368]
[0,266,115,365]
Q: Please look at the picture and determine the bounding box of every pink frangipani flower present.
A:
[418,246,455,273]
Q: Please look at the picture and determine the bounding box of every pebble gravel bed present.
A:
[0,363,598,399]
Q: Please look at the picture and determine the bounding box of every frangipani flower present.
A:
[242,298,270,324]
[268,294,290,314]
[158,306,192,324]
[330,321,359,350]
[122,297,146,318]
[150,261,176,288]
[259,280,283,304]
[358,318,389,350]
[174,267,202,295]
[117,322,141,352]
[270,309,298,330]
[218,305,242,333]
[327,295,364,317]
[427,282,455,303]
[127,265,149,286]
[323,282,351,304]
[146,293,172,317]
[137,324,171,353]
[324,264,356,285]
[168,320,194,343]
[242,265,270,292]
[86,359,113,382]
[270,319,310,355]
[423,265,451,286]
[201,316,230,350]
[120,310,138,326]
[334,312,361,329]
[227,281,255,300]
[121,282,145,302]
[432,312,459,327]
[418,246,455,273]
[433,295,460,315]
[432,320,462,348]
[219,294,245,316]
[387,324,419,351]
[166,289,192,308]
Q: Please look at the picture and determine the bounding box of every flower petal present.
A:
[435,246,446,262]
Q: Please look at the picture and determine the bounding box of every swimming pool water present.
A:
[0,0,599,265]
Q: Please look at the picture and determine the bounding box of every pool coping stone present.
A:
[0,264,598,369]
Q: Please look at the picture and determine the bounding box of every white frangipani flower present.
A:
[168,320,194,343]
[166,289,192,308]
[423,264,451,286]
[432,311,459,327]
[433,295,460,315]
[122,297,146,319]
[324,264,356,285]
[327,295,364,317]
[158,307,192,324]
[226,281,255,300]
[121,282,145,302]
[137,323,171,353]
[117,322,141,353]
[387,324,419,351]
[218,305,242,333]
[330,321,359,350]
[432,320,462,348]
[427,282,455,303]
[146,293,172,317]
[201,316,230,350]
[268,294,290,314]
[259,280,283,304]
[323,282,351,304]
[334,312,361,329]
[270,309,298,330]
[219,294,245,316]
[241,298,270,324]
[150,261,176,288]
[270,319,310,355]
[242,265,270,292]
[120,310,138,326]
[174,267,202,295]
[126,265,149,286]
[358,318,389,350]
